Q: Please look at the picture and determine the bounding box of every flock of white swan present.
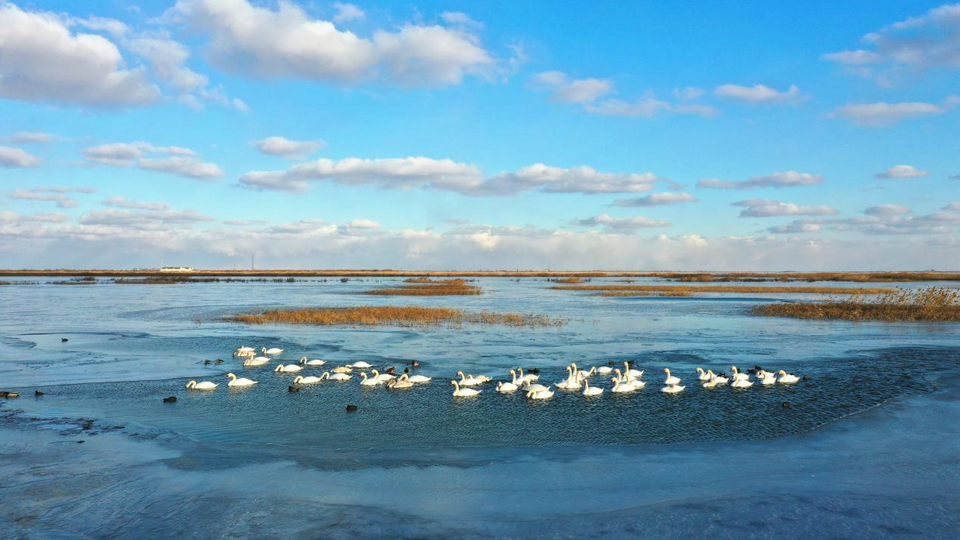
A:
[181,346,802,399]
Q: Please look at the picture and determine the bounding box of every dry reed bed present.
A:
[224,306,563,327]
[551,284,894,294]
[364,278,482,296]
[674,271,960,283]
[599,291,695,297]
[750,287,960,322]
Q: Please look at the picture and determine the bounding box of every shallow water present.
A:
[1,278,958,538]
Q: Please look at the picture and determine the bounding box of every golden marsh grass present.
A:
[224,306,563,327]
[551,284,894,294]
[750,287,960,322]
[364,278,482,296]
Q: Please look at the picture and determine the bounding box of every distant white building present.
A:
[160,266,195,273]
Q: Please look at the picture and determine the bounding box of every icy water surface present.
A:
[1,277,958,538]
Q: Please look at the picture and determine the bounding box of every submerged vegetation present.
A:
[224,306,564,327]
[551,284,894,295]
[364,278,482,296]
[751,287,960,322]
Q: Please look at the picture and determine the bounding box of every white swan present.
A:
[406,374,432,383]
[451,380,481,397]
[456,371,484,387]
[611,376,636,393]
[662,384,685,394]
[497,381,518,393]
[760,371,777,385]
[778,370,800,384]
[470,374,493,383]
[299,357,325,366]
[226,373,258,387]
[582,379,603,396]
[616,369,645,390]
[262,347,284,355]
[555,366,581,390]
[371,369,395,382]
[526,388,554,400]
[349,361,372,369]
[522,381,551,393]
[293,375,322,385]
[663,368,681,386]
[515,367,539,384]
[596,365,613,375]
[711,373,729,384]
[359,372,383,386]
[730,366,750,382]
[234,346,255,355]
[274,364,302,373]
[624,362,643,379]
[332,366,353,374]
[731,377,753,389]
[185,380,217,390]
[696,367,711,381]
[323,371,352,381]
[243,356,270,367]
[703,379,718,389]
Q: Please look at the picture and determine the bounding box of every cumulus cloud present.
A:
[82,142,223,179]
[239,158,662,196]
[6,188,84,209]
[874,165,930,179]
[166,0,493,87]
[829,99,953,126]
[697,171,823,190]
[9,131,56,143]
[733,199,839,218]
[714,83,807,104]
[0,3,159,107]
[0,146,42,168]
[79,208,214,230]
[766,220,823,234]
[575,213,670,231]
[103,196,171,211]
[864,204,912,216]
[611,192,698,207]
[943,202,960,211]
[254,136,325,159]
[822,3,960,83]
[585,96,718,117]
[332,3,365,24]
[772,203,960,236]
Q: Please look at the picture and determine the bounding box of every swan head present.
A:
[664,368,671,375]
[299,357,307,364]
[274,365,283,372]
[731,366,739,373]
[457,371,464,377]
[571,363,578,370]
[226,373,236,380]
[185,380,196,388]
[261,347,266,353]
[372,369,380,377]
[451,380,460,389]
[526,390,535,398]
[778,369,786,376]
[293,376,302,384]
[696,367,704,374]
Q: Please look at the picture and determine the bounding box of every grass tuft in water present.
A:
[552,284,893,294]
[364,278,482,296]
[750,287,960,322]
[224,306,564,327]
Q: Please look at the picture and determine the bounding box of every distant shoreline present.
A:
[1,270,958,281]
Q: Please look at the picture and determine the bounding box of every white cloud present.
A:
[714,83,806,104]
[575,213,670,231]
[530,71,614,104]
[823,4,960,82]
[332,3,365,24]
[767,220,823,234]
[0,3,159,107]
[166,0,493,87]
[79,208,214,230]
[611,192,698,207]
[103,196,171,211]
[734,199,839,218]
[9,131,56,143]
[239,158,662,196]
[874,165,930,179]
[6,189,79,208]
[697,171,823,190]
[673,86,705,101]
[864,204,912,216]
[943,202,960,211]
[585,96,718,117]
[829,100,950,126]
[0,146,42,168]
[254,136,325,159]
[82,142,222,179]
[440,12,483,29]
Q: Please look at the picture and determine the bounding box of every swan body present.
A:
[624,363,644,379]
[522,382,550,393]
[696,367,711,381]
[582,380,603,396]
[349,361,372,369]
[300,357,325,366]
[226,373,258,387]
[556,366,581,390]
[703,380,718,389]
[293,375,322,385]
[760,372,777,385]
[497,381,518,393]
[243,356,270,367]
[515,367,539,384]
[274,364,302,373]
[332,366,352,374]
[526,388,554,400]
[451,380,481,397]
[731,377,753,389]
[611,376,637,393]
[662,384,685,394]
[387,375,413,389]
[185,380,217,390]
[262,347,284,355]
[663,368,681,386]
[596,365,613,375]
[711,373,729,384]
[730,366,750,382]
[371,369,395,382]
[359,372,383,386]
[457,371,484,387]
[778,370,800,384]
[324,371,352,381]
[235,346,255,354]
[406,374,432,383]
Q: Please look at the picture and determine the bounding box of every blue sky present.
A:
[1,0,958,269]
